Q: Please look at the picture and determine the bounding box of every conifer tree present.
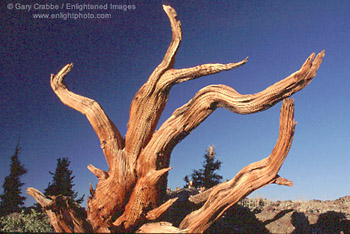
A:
[0,142,27,216]
[184,146,223,189]
[44,158,84,204]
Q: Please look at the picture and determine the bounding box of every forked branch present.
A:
[27,4,325,234]
[124,5,247,160]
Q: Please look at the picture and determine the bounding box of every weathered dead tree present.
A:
[27,5,324,233]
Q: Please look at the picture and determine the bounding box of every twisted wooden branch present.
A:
[27,4,325,233]
[26,187,92,233]
[50,64,124,170]
[179,98,296,233]
[124,5,247,160]
[138,50,324,177]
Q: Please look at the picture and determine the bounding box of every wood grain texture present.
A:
[27,5,324,233]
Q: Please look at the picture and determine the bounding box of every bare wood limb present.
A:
[50,64,124,170]
[87,164,109,179]
[130,51,324,231]
[37,4,325,233]
[148,167,173,184]
[272,175,293,186]
[113,167,173,229]
[158,58,248,89]
[124,5,182,158]
[179,98,296,233]
[189,174,293,205]
[50,54,131,234]
[26,187,52,208]
[146,197,179,220]
[142,51,324,175]
[125,5,247,161]
[26,189,65,232]
[148,5,182,83]
[26,187,92,233]
[87,172,130,232]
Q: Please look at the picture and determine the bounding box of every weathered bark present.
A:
[27,5,324,233]
[26,187,92,233]
[179,98,296,233]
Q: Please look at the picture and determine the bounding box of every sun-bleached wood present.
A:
[27,5,324,233]
[26,187,92,233]
[179,98,296,232]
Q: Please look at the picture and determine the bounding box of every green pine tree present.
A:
[0,142,27,216]
[184,146,223,189]
[44,158,84,204]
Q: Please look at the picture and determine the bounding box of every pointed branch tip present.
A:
[57,63,73,77]
[87,164,109,179]
[273,175,293,187]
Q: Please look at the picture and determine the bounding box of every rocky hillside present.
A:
[164,189,350,233]
[247,196,350,233]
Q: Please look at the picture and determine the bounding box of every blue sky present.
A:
[1,0,349,208]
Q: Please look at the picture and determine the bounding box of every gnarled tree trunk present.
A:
[27,5,324,233]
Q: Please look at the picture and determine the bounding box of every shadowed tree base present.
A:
[27,5,324,233]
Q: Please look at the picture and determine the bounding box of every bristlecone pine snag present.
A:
[27,5,325,233]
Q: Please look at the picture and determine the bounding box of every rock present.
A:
[254,196,350,233]
[163,190,350,233]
